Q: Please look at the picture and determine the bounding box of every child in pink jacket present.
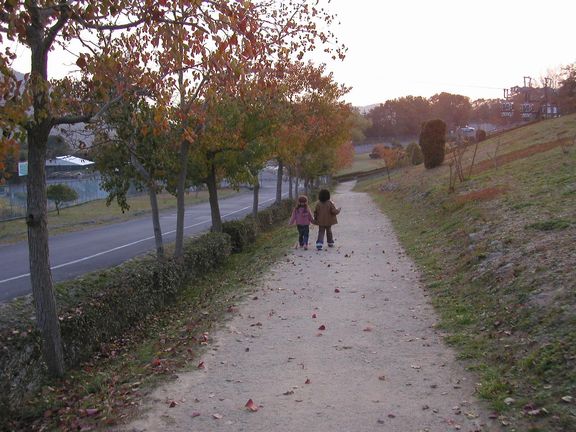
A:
[289,195,314,250]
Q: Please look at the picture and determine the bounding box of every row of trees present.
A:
[0,0,352,377]
[364,63,576,141]
[364,92,473,140]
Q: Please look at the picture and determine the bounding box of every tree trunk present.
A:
[252,177,260,219]
[275,158,283,204]
[26,27,64,377]
[147,187,164,258]
[174,139,189,257]
[288,169,293,200]
[206,160,222,232]
[295,177,300,198]
[130,153,164,258]
[27,127,65,377]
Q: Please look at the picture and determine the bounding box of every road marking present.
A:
[0,195,286,285]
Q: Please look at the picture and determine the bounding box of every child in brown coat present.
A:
[313,188,341,250]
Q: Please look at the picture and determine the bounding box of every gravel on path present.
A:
[118,181,501,432]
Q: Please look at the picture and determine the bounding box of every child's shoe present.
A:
[303,244,308,250]
[316,242,323,251]
[328,242,334,248]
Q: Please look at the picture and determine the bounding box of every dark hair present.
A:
[318,189,330,202]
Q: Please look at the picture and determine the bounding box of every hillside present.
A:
[356,114,576,431]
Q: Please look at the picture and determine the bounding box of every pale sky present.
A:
[322,0,576,106]
[6,0,576,108]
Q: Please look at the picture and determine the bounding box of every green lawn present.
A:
[0,188,239,244]
[336,152,386,176]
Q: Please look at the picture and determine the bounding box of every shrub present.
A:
[222,219,258,252]
[476,129,487,142]
[370,144,386,159]
[405,142,424,165]
[419,119,447,169]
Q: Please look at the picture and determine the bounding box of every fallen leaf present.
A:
[378,375,386,381]
[318,325,326,331]
[191,412,201,418]
[85,408,99,417]
[169,401,177,408]
[312,313,317,319]
[334,288,340,293]
[245,399,259,412]
[561,396,573,403]
[151,358,162,367]
[305,378,311,384]
[197,361,205,369]
[212,413,223,419]
[363,327,373,332]
[283,390,294,396]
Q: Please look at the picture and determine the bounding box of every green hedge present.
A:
[222,200,294,252]
[0,199,295,422]
[222,220,258,253]
[0,232,231,421]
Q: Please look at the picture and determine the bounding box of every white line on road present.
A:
[0,195,285,285]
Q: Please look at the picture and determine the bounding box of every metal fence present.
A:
[0,175,110,221]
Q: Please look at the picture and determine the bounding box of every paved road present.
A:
[0,182,286,302]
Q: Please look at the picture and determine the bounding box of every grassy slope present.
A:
[336,152,387,176]
[356,114,576,432]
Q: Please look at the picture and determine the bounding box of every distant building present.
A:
[45,155,95,177]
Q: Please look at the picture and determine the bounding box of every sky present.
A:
[5,0,576,108]
[321,0,576,107]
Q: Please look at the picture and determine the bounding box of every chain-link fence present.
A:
[0,174,111,221]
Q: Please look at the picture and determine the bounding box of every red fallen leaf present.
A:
[85,408,99,417]
[363,327,373,332]
[44,410,53,418]
[305,378,311,384]
[245,399,259,412]
[312,313,317,318]
[169,401,177,408]
[334,288,340,293]
[388,413,396,418]
[191,412,201,418]
[151,358,162,367]
[197,361,205,369]
[318,325,326,331]
[227,305,238,313]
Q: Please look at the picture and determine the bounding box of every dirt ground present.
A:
[118,182,502,432]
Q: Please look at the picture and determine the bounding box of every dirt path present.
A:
[119,182,501,432]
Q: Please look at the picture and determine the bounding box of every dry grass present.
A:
[454,186,508,204]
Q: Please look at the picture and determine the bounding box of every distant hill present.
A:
[355,103,380,114]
